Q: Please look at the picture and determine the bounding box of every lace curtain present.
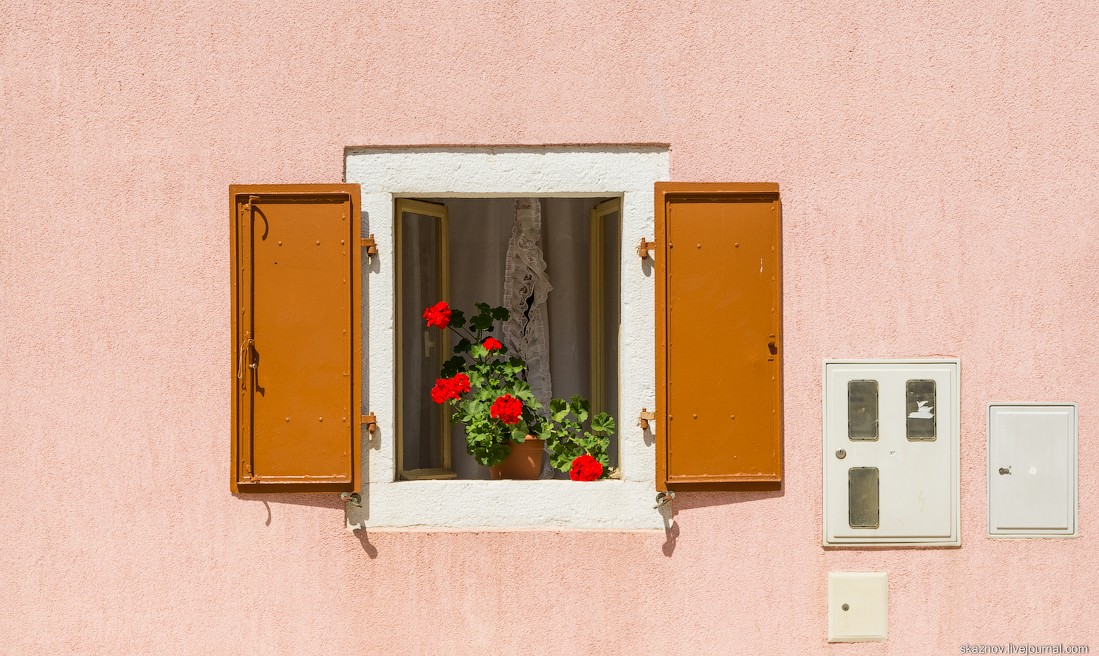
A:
[501,199,553,406]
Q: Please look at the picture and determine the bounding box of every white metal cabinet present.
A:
[988,403,1078,538]
[823,360,960,546]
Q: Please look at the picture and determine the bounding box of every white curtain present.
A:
[502,199,553,406]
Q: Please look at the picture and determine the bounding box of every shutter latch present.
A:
[360,413,378,434]
[653,491,675,510]
[637,238,655,259]
[360,234,377,257]
[638,408,657,431]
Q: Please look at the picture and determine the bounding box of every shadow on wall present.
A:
[660,504,679,557]
[352,527,378,558]
[231,493,380,558]
[660,487,784,558]
[231,493,345,517]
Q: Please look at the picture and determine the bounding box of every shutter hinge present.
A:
[638,408,657,431]
[360,234,377,257]
[637,238,655,259]
[360,413,378,434]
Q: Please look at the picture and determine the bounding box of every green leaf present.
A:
[441,355,466,378]
[509,380,534,404]
[491,306,510,321]
[591,412,615,435]
[470,344,488,359]
[454,338,472,354]
[470,313,494,331]
[570,396,590,423]
[449,309,466,328]
[550,398,569,422]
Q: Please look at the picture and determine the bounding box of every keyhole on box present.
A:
[841,604,850,611]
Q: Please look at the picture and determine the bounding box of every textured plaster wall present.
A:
[2,1,1097,654]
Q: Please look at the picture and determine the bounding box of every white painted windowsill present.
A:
[352,479,665,530]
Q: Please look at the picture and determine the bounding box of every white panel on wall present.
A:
[823,360,960,546]
[988,403,1078,538]
[828,572,888,642]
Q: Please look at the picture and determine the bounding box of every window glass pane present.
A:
[601,208,620,468]
[401,197,622,480]
[906,379,937,441]
[400,210,446,473]
[847,380,878,440]
[848,467,880,528]
[443,199,515,479]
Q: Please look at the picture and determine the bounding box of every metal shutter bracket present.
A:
[360,234,377,257]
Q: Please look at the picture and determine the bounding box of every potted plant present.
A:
[423,301,615,480]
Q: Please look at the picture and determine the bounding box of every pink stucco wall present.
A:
[2,1,1097,653]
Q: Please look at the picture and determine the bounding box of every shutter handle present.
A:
[767,335,778,360]
[237,338,254,379]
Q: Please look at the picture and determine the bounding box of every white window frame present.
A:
[345,146,669,530]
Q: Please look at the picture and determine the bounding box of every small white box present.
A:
[988,403,1078,538]
[828,572,888,642]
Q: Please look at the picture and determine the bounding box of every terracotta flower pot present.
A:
[488,436,545,480]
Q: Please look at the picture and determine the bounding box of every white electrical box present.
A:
[828,572,888,642]
[987,403,1078,538]
[823,360,960,546]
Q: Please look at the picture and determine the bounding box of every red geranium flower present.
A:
[430,378,453,404]
[569,454,603,481]
[482,337,503,351]
[430,373,470,404]
[489,394,523,425]
[423,301,451,329]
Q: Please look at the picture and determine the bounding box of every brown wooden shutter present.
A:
[230,184,362,493]
[655,183,782,491]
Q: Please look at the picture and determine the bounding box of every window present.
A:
[231,148,784,529]
[346,147,668,529]
[396,196,621,480]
